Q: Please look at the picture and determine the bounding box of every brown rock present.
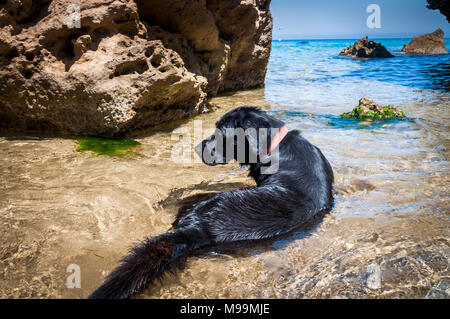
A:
[72,35,92,60]
[401,29,448,55]
[358,97,384,114]
[339,37,394,58]
[0,0,272,136]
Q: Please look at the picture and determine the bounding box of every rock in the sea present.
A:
[401,28,448,55]
[341,97,405,120]
[339,37,394,58]
[0,0,272,136]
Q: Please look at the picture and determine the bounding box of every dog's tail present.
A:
[89,227,205,299]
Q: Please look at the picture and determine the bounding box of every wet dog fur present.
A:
[89,106,334,299]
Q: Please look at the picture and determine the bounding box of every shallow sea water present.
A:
[0,39,449,298]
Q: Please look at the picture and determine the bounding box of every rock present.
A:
[358,97,385,114]
[401,29,448,55]
[341,97,405,120]
[339,37,394,58]
[0,0,272,136]
[425,278,449,299]
[72,35,92,60]
[427,0,450,23]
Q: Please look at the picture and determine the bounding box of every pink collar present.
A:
[268,126,289,153]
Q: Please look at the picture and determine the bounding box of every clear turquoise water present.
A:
[265,38,450,114]
[262,38,449,222]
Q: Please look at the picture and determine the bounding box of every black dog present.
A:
[89,106,334,299]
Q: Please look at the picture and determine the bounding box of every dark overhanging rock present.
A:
[427,0,450,23]
[0,0,273,136]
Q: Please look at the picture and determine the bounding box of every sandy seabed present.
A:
[0,89,449,298]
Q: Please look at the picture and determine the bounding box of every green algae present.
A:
[76,137,141,156]
[340,105,406,120]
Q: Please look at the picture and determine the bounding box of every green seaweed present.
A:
[340,105,405,120]
[76,136,141,156]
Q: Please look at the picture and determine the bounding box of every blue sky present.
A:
[271,0,450,39]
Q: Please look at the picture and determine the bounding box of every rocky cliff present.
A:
[0,0,272,136]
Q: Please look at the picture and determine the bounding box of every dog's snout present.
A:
[195,137,221,166]
[194,141,203,158]
[195,138,215,161]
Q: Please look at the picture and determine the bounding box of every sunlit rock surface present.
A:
[0,0,272,135]
[401,29,448,55]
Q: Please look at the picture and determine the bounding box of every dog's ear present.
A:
[237,110,285,158]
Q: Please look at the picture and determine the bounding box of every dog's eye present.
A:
[243,119,252,128]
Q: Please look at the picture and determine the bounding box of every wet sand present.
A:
[0,89,449,298]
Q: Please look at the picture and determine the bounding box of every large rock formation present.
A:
[339,37,394,58]
[0,0,272,136]
[401,28,448,55]
[427,0,450,23]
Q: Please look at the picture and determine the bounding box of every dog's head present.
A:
[195,106,285,166]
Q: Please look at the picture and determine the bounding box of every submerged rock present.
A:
[425,278,450,299]
[76,137,141,156]
[401,28,448,55]
[339,37,394,58]
[341,97,405,120]
[0,0,273,136]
